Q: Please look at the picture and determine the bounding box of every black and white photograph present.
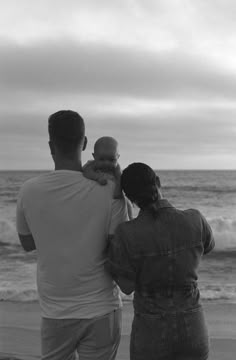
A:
[0,1,236,359]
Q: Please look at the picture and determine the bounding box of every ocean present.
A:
[0,170,236,303]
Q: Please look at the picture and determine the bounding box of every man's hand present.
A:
[18,233,36,252]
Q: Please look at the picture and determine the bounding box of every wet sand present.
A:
[0,301,236,359]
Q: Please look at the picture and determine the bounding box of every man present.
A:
[16,110,128,360]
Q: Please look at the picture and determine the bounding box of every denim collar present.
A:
[138,199,174,216]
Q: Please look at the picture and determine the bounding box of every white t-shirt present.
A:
[16,170,128,319]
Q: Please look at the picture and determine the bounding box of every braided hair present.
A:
[121,163,161,217]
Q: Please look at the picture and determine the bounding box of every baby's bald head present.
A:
[93,136,120,165]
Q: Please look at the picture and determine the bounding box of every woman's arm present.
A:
[105,226,136,295]
[200,213,215,254]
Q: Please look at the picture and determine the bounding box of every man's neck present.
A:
[54,159,82,172]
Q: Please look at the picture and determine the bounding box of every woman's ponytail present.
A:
[121,163,161,218]
[135,184,159,218]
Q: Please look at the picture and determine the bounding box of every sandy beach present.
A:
[0,301,236,360]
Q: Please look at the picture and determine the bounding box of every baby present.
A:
[83,136,133,219]
[83,136,120,185]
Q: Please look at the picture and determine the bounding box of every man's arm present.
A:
[16,191,36,252]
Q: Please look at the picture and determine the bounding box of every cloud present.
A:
[1,105,235,169]
[0,0,236,169]
[1,107,235,151]
[1,40,236,102]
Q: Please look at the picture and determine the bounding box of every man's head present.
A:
[93,136,120,166]
[48,110,87,161]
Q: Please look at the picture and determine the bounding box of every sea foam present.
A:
[0,218,18,246]
[2,216,236,251]
[209,217,236,250]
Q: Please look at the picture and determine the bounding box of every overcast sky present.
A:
[1,0,236,170]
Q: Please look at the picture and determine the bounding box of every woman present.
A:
[106,162,215,360]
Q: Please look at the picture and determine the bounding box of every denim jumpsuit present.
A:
[107,199,215,360]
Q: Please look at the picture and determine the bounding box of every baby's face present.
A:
[93,146,119,166]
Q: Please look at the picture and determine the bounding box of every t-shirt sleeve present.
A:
[200,213,215,254]
[16,190,31,235]
[108,197,129,235]
[107,225,136,281]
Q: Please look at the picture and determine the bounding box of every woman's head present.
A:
[121,163,161,215]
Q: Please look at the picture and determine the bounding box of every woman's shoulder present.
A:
[116,215,142,237]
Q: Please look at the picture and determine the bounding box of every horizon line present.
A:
[1,168,236,172]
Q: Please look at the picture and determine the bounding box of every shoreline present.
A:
[1,301,236,360]
[1,298,236,306]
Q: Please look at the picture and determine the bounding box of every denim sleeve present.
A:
[106,225,136,281]
[200,213,215,254]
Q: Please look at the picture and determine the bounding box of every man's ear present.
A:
[48,140,55,156]
[82,136,88,151]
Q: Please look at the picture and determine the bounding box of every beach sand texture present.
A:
[0,302,236,360]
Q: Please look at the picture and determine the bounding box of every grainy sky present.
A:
[1,0,236,169]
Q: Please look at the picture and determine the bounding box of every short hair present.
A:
[121,163,161,216]
[48,110,85,157]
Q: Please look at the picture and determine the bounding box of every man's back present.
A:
[17,170,128,318]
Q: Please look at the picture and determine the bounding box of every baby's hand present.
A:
[93,160,117,173]
[83,160,106,185]
[83,160,116,185]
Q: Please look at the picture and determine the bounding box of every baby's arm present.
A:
[83,160,108,185]
[83,160,125,201]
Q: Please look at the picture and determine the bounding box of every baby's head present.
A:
[93,136,120,166]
